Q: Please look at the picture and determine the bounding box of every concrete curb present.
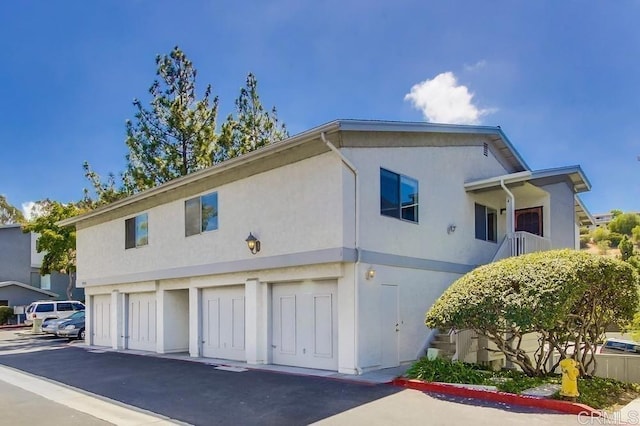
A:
[392,378,601,416]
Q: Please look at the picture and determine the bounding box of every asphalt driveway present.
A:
[0,343,399,425]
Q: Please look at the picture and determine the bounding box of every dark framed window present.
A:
[185,192,219,237]
[0,300,8,307]
[515,206,543,236]
[35,303,54,313]
[380,168,419,223]
[475,203,497,242]
[125,213,148,249]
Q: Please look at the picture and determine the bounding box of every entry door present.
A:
[202,286,246,361]
[92,294,111,347]
[272,280,338,371]
[515,206,543,236]
[380,284,399,368]
[127,292,157,352]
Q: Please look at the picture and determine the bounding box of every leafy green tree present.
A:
[632,226,640,246]
[22,200,86,299]
[620,235,635,261]
[215,73,288,163]
[0,195,24,224]
[425,250,639,376]
[608,212,640,236]
[611,209,623,218]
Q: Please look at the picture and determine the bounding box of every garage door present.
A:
[272,280,338,370]
[92,294,111,347]
[127,292,157,352]
[202,286,245,361]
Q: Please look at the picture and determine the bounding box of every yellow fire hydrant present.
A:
[559,358,580,398]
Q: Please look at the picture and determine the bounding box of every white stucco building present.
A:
[60,120,593,374]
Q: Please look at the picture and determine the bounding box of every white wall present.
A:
[356,263,461,369]
[161,289,189,353]
[344,142,511,266]
[540,182,577,249]
[77,152,346,282]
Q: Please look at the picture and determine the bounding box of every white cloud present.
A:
[22,201,44,220]
[404,72,493,125]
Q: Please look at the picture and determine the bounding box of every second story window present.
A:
[125,213,148,249]
[380,168,419,223]
[185,192,219,237]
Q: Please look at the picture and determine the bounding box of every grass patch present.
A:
[405,357,640,410]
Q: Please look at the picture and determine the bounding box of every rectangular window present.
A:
[380,168,419,223]
[125,213,149,249]
[185,192,219,237]
[475,203,497,242]
[57,302,73,311]
[40,274,51,290]
[35,303,54,313]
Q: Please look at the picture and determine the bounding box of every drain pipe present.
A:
[321,132,362,374]
[500,178,515,236]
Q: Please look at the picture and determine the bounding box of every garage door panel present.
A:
[92,295,111,347]
[272,281,337,370]
[127,293,157,352]
[202,286,245,361]
[313,294,333,358]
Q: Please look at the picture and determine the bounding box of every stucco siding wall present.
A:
[343,143,511,266]
[357,263,461,369]
[77,153,345,282]
[0,227,32,284]
[540,182,577,249]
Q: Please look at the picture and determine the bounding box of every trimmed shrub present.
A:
[0,306,13,325]
[425,249,639,376]
[609,232,624,248]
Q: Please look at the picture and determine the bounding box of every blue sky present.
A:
[1,1,638,217]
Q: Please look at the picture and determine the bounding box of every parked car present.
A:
[24,300,84,325]
[55,311,86,340]
[43,311,85,335]
[599,338,640,354]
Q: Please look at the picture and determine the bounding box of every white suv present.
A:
[25,300,85,325]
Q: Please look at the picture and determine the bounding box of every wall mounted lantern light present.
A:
[246,232,261,254]
[447,224,457,234]
[365,266,376,280]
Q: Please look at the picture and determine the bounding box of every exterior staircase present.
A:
[427,328,456,360]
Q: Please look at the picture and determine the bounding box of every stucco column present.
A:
[111,290,123,350]
[245,278,268,365]
[189,287,200,357]
[156,287,165,354]
[338,265,358,374]
[85,293,93,346]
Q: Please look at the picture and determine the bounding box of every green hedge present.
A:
[0,306,13,325]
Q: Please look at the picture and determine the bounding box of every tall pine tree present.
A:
[215,73,288,163]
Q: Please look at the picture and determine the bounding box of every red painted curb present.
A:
[392,378,601,417]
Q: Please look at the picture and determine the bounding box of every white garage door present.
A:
[127,292,157,352]
[202,286,245,361]
[92,294,111,347]
[272,280,338,370]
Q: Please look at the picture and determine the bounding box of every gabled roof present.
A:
[575,196,595,227]
[463,165,591,194]
[59,119,531,228]
[0,281,58,298]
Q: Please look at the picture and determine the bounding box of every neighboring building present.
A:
[0,281,57,307]
[60,120,593,374]
[591,211,640,230]
[0,224,82,303]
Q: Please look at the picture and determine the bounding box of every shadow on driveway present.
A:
[0,346,401,425]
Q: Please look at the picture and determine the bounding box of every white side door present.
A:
[380,284,400,368]
[272,280,338,371]
[127,292,157,352]
[202,286,246,361]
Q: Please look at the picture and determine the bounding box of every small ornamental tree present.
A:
[425,249,639,377]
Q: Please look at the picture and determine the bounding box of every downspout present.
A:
[500,179,515,235]
[321,132,362,374]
